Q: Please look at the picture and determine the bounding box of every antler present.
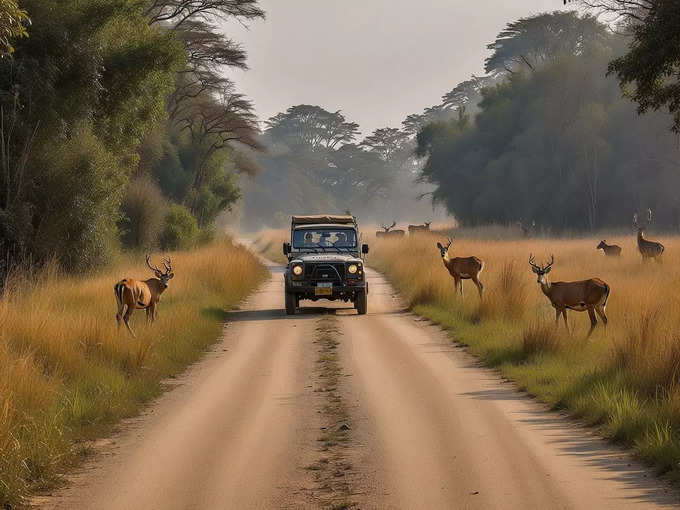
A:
[647,208,652,224]
[529,253,539,270]
[446,237,453,249]
[545,254,554,269]
[146,255,162,274]
[390,220,397,230]
[633,212,639,228]
[163,257,172,273]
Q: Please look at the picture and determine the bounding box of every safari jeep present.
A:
[283,215,369,315]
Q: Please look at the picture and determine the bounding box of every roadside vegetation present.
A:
[371,232,680,480]
[252,229,288,264]
[0,239,266,507]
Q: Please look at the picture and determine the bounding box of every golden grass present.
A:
[371,232,680,478]
[252,229,288,264]
[0,239,266,506]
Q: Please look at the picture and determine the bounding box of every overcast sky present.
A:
[223,0,568,135]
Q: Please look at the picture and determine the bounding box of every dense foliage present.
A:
[417,12,680,231]
[0,0,263,281]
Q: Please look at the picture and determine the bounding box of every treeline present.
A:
[0,0,263,280]
[417,11,680,231]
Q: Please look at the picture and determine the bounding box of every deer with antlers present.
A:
[436,238,484,298]
[633,209,664,261]
[408,221,432,234]
[114,255,174,337]
[376,221,405,238]
[529,255,610,337]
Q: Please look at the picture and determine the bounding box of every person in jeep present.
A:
[282,215,369,315]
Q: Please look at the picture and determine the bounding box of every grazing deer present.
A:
[633,209,664,261]
[529,254,610,337]
[376,221,405,238]
[408,221,432,234]
[436,238,484,298]
[114,255,174,337]
[596,240,622,257]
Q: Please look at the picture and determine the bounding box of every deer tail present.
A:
[114,281,125,312]
[602,282,611,308]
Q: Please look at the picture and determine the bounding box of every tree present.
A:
[265,105,360,151]
[0,0,29,57]
[145,0,264,29]
[485,11,609,74]
[361,127,410,163]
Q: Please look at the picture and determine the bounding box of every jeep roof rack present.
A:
[291,214,356,226]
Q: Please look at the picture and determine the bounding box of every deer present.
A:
[408,221,432,234]
[633,209,664,261]
[376,221,405,238]
[114,255,174,337]
[596,240,622,257]
[436,238,484,298]
[529,254,610,337]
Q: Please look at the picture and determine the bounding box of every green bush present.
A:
[120,175,167,250]
[160,204,198,250]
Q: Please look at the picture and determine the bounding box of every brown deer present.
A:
[436,238,484,298]
[633,209,664,261]
[596,240,622,257]
[114,255,174,337]
[529,254,610,337]
[409,221,432,234]
[376,221,405,238]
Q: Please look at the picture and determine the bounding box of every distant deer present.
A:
[633,209,664,261]
[529,254,610,337]
[408,221,432,234]
[114,255,174,337]
[436,238,484,298]
[596,240,622,257]
[516,219,536,238]
[376,221,405,238]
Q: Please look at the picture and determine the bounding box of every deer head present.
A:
[529,254,554,284]
[633,208,653,233]
[436,237,453,258]
[146,255,174,288]
[381,221,397,232]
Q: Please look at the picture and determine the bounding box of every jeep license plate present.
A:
[315,282,333,296]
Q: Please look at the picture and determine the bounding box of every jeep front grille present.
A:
[304,263,345,283]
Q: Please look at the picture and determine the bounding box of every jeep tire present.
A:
[285,291,296,315]
[355,289,367,315]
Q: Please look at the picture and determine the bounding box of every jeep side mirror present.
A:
[283,242,291,255]
[362,244,369,254]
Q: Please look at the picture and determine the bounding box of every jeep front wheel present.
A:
[355,290,367,315]
[285,291,296,315]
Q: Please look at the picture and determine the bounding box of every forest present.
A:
[0,0,263,282]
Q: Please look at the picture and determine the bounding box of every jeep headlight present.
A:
[348,264,358,274]
[292,265,303,276]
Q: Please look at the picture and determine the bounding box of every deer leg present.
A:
[472,276,483,298]
[150,303,157,324]
[145,307,151,324]
[555,308,561,327]
[587,308,597,338]
[453,276,461,295]
[123,308,136,338]
[562,310,570,334]
[595,305,608,325]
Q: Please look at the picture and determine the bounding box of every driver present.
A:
[304,232,315,246]
[335,232,347,246]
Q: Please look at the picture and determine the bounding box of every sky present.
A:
[223,0,568,136]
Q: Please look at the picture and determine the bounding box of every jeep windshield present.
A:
[293,228,357,251]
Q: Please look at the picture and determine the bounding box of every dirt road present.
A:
[39,262,678,509]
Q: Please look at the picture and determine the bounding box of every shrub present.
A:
[120,175,167,250]
[160,204,198,250]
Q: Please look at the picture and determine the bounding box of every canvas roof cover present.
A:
[291,215,356,226]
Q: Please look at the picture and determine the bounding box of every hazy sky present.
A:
[223,0,567,135]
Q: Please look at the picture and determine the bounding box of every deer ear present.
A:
[436,242,443,250]
[545,266,552,274]
[531,266,539,274]
[167,273,174,279]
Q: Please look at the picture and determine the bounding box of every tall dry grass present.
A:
[0,239,266,506]
[371,232,680,477]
